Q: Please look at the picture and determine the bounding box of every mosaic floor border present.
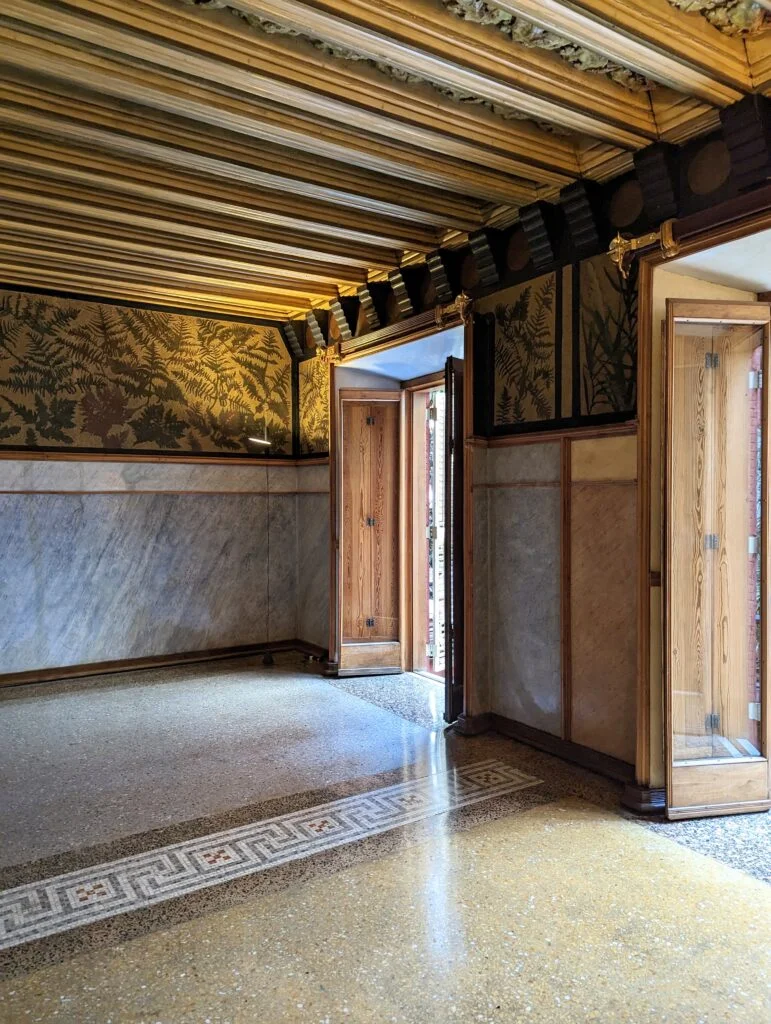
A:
[1,759,541,951]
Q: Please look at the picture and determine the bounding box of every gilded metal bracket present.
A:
[608,219,680,279]
[318,341,341,365]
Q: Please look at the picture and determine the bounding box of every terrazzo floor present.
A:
[1,655,769,1022]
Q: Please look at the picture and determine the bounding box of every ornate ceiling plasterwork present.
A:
[440,0,651,91]
[179,0,572,129]
[667,0,770,34]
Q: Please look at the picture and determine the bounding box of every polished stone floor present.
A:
[1,656,769,1022]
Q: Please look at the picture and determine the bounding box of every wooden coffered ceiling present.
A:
[0,0,769,321]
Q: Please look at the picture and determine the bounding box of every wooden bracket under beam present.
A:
[560,179,606,256]
[425,250,457,305]
[281,319,305,359]
[357,281,390,332]
[633,141,679,223]
[720,95,771,194]
[306,308,329,349]
[467,229,502,289]
[329,296,359,341]
[519,201,562,269]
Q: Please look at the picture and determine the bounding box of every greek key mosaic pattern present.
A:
[0,760,540,950]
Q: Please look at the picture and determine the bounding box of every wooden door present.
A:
[665,300,771,818]
[339,393,401,669]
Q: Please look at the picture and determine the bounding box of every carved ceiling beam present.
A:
[0,263,301,318]
[0,241,336,304]
[490,0,745,104]
[0,23,536,206]
[0,80,485,231]
[0,178,396,270]
[51,0,583,185]
[1,221,359,290]
[0,134,443,253]
[230,0,656,145]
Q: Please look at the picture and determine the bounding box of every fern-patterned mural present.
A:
[298,355,330,454]
[0,290,292,455]
[579,255,638,417]
[479,274,557,427]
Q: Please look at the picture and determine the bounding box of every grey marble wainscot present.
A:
[486,443,562,736]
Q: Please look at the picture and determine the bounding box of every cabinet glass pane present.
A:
[671,321,764,763]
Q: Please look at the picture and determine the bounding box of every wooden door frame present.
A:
[663,299,771,818]
[636,204,771,805]
[403,372,445,675]
[327,299,471,687]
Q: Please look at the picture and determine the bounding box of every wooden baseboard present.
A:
[0,638,329,689]
[489,714,635,784]
[621,783,666,815]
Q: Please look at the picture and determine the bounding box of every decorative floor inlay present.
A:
[0,760,540,950]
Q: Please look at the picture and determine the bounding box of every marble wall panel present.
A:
[471,485,490,716]
[296,493,330,650]
[486,441,561,485]
[267,494,298,641]
[0,493,271,674]
[570,482,637,764]
[0,459,271,493]
[488,485,562,735]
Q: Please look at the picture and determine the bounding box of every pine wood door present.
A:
[665,300,771,818]
[341,398,400,646]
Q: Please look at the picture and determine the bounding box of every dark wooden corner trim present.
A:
[0,639,329,689]
[621,783,667,815]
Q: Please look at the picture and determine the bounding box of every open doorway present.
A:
[330,324,465,722]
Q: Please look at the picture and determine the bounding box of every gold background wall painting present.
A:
[298,356,330,454]
[479,273,557,427]
[0,290,292,455]
[578,254,638,417]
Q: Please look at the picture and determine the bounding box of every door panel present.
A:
[370,402,400,641]
[670,328,713,760]
[666,300,771,818]
[342,403,372,641]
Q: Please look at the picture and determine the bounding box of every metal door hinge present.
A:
[366,415,375,425]
[749,370,762,390]
[749,702,762,722]
[705,711,720,730]
[425,642,435,659]
[365,617,375,628]
[426,525,438,540]
[366,516,376,527]
[705,352,720,369]
[427,405,438,421]
[704,534,719,550]
[749,535,759,555]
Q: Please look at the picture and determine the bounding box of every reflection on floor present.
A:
[1,654,769,1022]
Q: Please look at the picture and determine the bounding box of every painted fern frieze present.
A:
[0,290,292,455]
